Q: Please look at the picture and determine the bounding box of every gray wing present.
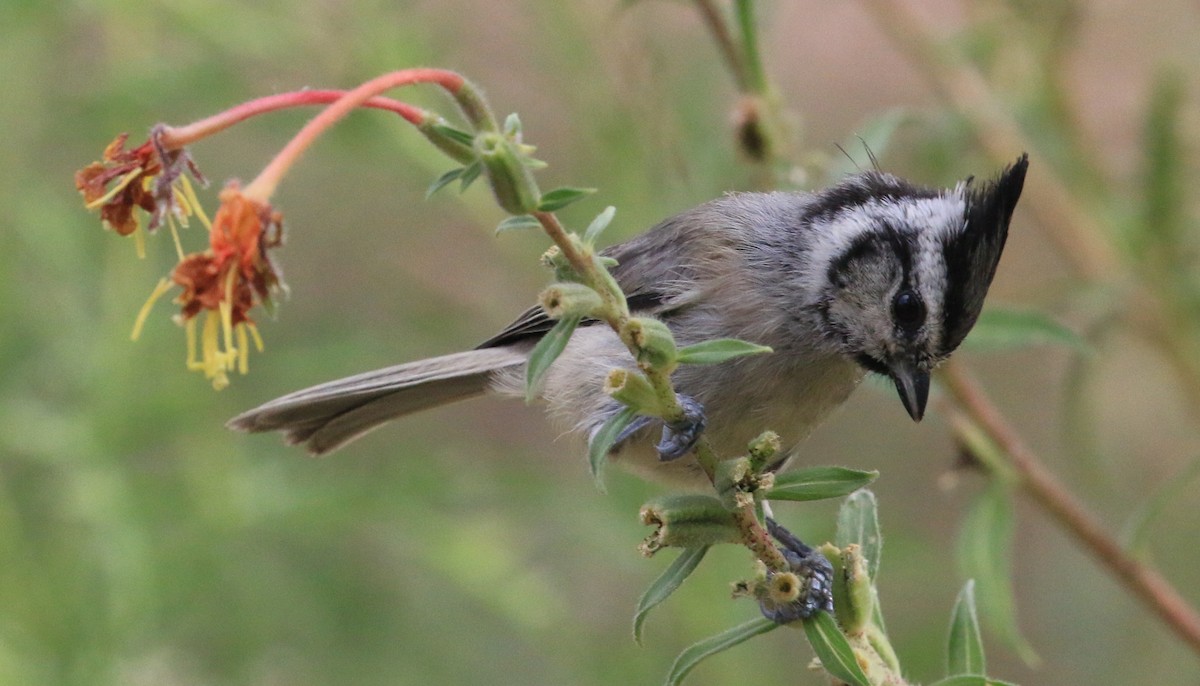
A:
[475,215,710,349]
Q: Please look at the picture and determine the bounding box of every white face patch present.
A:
[799,184,968,357]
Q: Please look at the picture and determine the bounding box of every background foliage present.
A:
[4,1,1200,684]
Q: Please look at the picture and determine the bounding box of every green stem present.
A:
[734,0,767,94]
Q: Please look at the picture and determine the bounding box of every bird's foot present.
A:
[656,394,707,461]
[758,518,835,623]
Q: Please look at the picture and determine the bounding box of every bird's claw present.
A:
[655,394,707,461]
[758,518,835,623]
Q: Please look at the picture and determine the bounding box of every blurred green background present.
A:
[5,1,1200,684]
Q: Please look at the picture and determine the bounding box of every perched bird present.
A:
[229,155,1028,490]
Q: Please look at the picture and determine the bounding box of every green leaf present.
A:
[459,159,484,190]
[524,314,581,402]
[503,112,522,137]
[963,308,1088,353]
[588,405,638,491]
[801,612,871,686]
[835,489,882,580]
[633,546,708,645]
[675,339,773,365]
[947,579,986,676]
[825,108,912,180]
[426,167,464,199]
[929,677,1019,686]
[536,187,597,212]
[664,617,779,686]
[428,123,476,147]
[495,215,542,234]
[958,484,1039,666]
[1121,456,1200,555]
[583,205,617,245]
[1138,71,1187,259]
[767,467,878,502]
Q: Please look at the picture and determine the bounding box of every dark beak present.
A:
[890,362,930,422]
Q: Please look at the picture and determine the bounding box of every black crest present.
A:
[939,154,1029,356]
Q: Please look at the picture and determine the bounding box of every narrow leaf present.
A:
[963,308,1088,353]
[459,159,484,190]
[1139,71,1187,257]
[426,167,464,198]
[429,123,476,147]
[588,405,638,490]
[583,205,617,245]
[537,187,597,212]
[929,677,1018,686]
[947,579,986,676]
[767,467,878,502]
[675,339,774,365]
[958,484,1039,665]
[801,612,871,686]
[633,546,709,645]
[664,617,779,686]
[524,314,581,402]
[1121,455,1200,556]
[495,215,542,234]
[835,490,882,580]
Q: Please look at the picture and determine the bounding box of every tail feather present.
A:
[227,347,527,455]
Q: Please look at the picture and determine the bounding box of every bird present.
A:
[228,155,1028,490]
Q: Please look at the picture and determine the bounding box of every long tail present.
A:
[227,346,527,455]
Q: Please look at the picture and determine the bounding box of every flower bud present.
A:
[639,494,741,555]
[604,368,662,415]
[621,317,677,372]
[747,430,782,472]
[840,544,875,635]
[475,132,540,215]
[539,283,603,320]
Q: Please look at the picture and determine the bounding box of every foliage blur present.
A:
[5,0,1200,684]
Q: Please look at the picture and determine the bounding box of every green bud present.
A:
[604,368,663,415]
[747,430,782,472]
[714,457,756,510]
[766,571,803,605]
[639,494,741,555]
[476,132,541,215]
[621,317,677,372]
[539,283,604,320]
[841,544,874,635]
[416,118,476,165]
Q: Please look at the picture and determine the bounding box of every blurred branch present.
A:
[940,361,1200,656]
[857,0,1119,282]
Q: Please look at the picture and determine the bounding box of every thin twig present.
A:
[692,0,749,90]
[941,361,1200,656]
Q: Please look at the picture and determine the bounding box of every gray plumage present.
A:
[228,156,1028,487]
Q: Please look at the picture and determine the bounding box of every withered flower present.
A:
[75,127,207,251]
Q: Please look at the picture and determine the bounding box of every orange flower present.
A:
[165,183,285,389]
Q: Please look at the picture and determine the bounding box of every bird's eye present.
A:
[892,289,926,330]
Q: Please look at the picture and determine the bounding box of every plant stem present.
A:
[734,0,767,94]
[857,0,1119,282]
[158,91,428,150]
[242,69,467,201]
[940,361,1200,656]
[692,0,748,90]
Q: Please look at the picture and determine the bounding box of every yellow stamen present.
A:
[247,323,265,352]
[84,167,143,209]
[185,317,200,370]
[167,215,185,261]
[133,223,146,259]
[179,174,212,230]
[236,323,250,374]
[131,277,174,341]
